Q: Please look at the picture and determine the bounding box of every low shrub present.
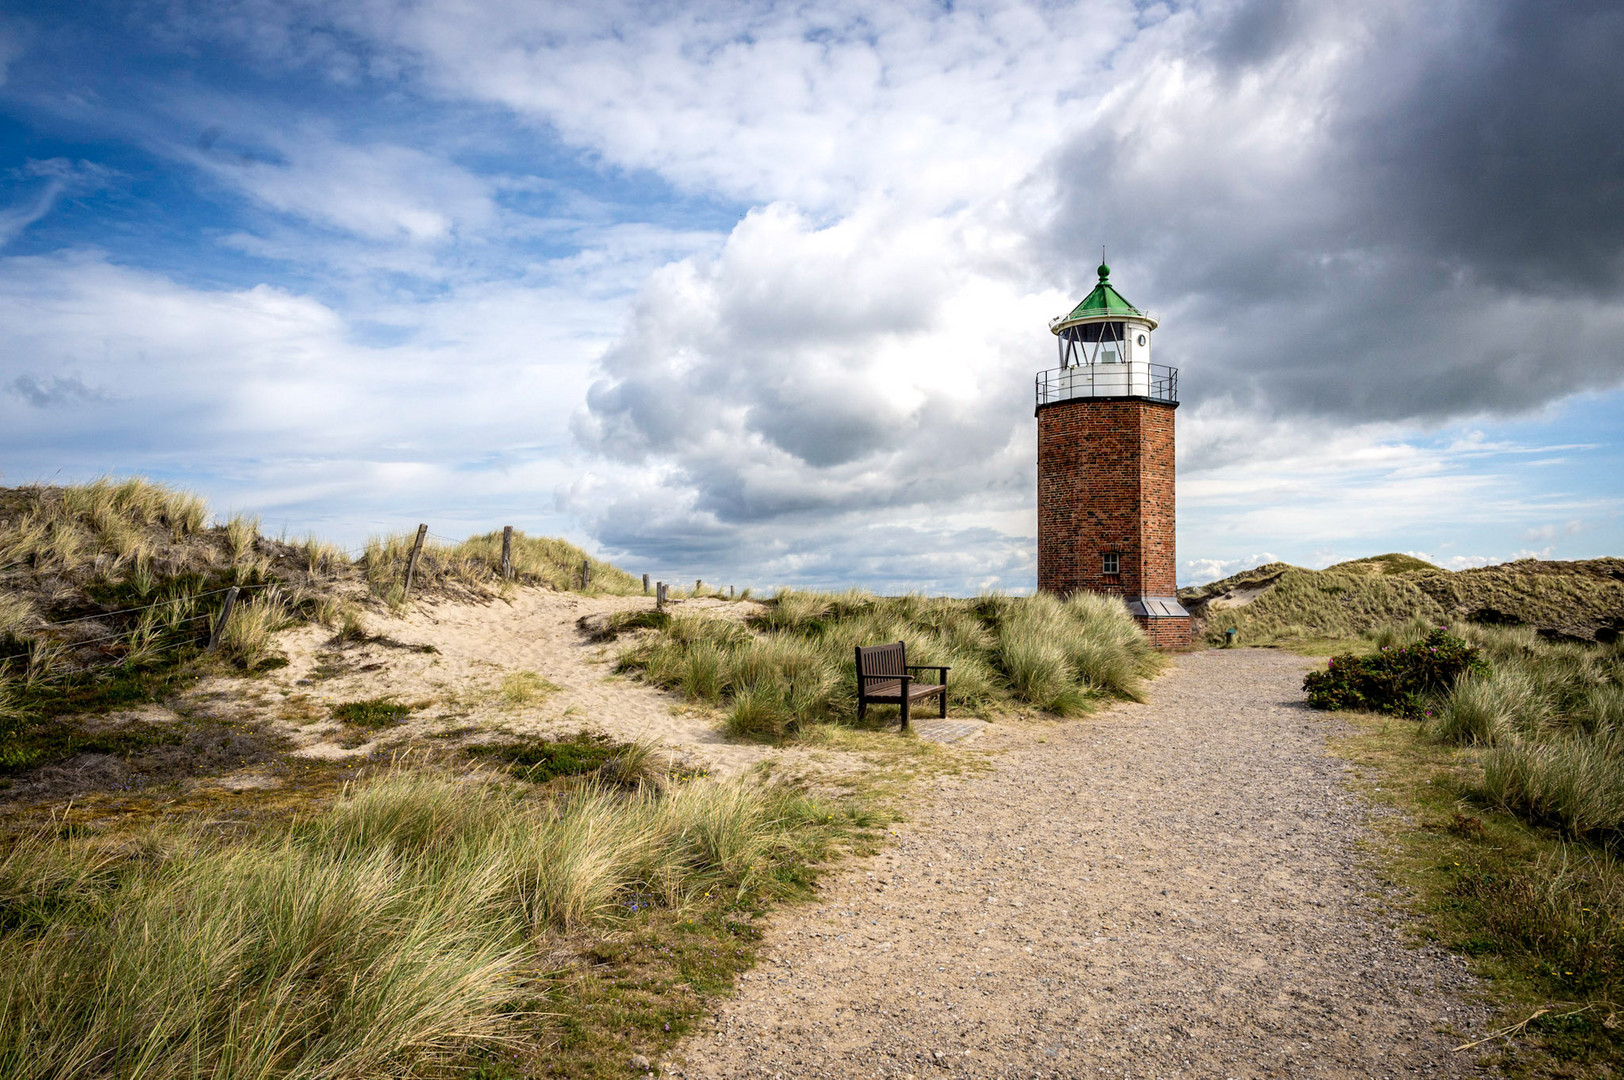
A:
[1304,628,1487,717]
[331,697,415,728]
[465,732,662,787]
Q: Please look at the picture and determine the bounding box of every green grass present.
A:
[1307,618,1624,1074]
[466,732,646,785]
[0,712,187,777]
[1337,715,1624,1076]
[330,697,416,728]
[615,588,1157,738]
[0,765,881,1079]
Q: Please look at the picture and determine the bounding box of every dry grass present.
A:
[499,669,561,707]
[1184,554,1624,646]
[452,530,642,595]
[618,588,1156,738]
[0,765,875,1079]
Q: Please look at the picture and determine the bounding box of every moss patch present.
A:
[330,698,415,728]
[465,732,625,783]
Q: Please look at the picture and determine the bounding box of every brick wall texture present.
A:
[1037,396,1190,648]
[1141,616,1193,649]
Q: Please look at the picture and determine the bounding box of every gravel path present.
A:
[680,649,1491,1079]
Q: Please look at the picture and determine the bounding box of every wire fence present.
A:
[0,583,276,666]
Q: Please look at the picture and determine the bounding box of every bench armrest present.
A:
[904,665,949,685]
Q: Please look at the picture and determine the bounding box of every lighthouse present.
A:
[1035,263,1192,648]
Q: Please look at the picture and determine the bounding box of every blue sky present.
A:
[2,0,1621,592]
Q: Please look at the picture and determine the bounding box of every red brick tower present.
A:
[1035,264,1191,648]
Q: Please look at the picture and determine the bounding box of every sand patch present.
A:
[186,589,869,781]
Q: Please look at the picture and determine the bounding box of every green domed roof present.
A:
[1050,265,1157,334]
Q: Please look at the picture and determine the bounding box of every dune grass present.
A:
[1409,627,1624,847]
[616,588,1156,738]
[0,477,208,577]
[359,530,640,608]
[0,481,648,776]
[1192,565,1449,646]
[453,530,642,595]
[0,765,878,1079]
[1186,555,1624,647]
[1320,619,1624,1070]
[1307,621,1624,847]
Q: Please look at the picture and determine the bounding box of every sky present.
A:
[0,0,1621,593]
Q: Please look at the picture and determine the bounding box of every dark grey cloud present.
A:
[1205,0,1305,70]
[1350,0,1624,293]
[1043,0,1624,424]
[8,373,112,407]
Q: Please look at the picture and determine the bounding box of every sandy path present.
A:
[679,649,1490,1079]
[194,589,864,781]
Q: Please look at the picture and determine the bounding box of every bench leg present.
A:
[858,699,867,723]
[900,695,910,731]
[940,686,948,719]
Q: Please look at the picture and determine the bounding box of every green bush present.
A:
[466,732,630,784]
[1304,628,1487,717]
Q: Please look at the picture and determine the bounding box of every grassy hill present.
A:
[1180,553,1624,646]
[0,478,638,768]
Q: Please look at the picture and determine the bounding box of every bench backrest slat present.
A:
[855,641,906,679]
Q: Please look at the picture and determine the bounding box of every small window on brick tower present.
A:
[1102,552,1120,576]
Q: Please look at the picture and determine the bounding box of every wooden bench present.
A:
[854,641,950,730]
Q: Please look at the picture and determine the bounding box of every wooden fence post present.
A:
[501,526,513,581]
[695,579,702,595]
[208,586,240,651]
[642,573,651,596]
[403,524,428,596]
[730,585,735,599]
[656,582,667,609]
[581,559,591,590]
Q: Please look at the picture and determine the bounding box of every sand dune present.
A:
[186,588,865,781]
